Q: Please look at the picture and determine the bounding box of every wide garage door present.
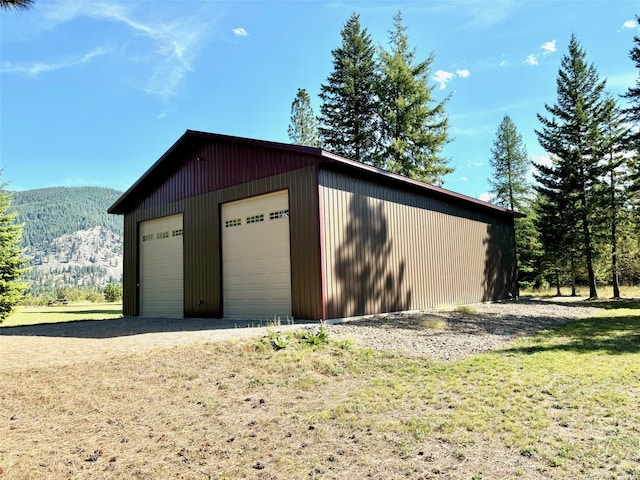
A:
[222,190,291,319]
[139,214,184,317]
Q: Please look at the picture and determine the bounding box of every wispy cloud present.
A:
[232,27,249,37]
[39,1,214,100]
[525,38,556,66]
[1,48,108,76]
[433,68,471,89]
[622,19,637,30]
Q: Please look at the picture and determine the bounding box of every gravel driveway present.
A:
[0,298,602,370]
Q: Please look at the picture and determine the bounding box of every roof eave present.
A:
[319,150,517,218]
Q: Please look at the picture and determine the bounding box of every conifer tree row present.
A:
[535,34,608,299]
[288,11,452,185]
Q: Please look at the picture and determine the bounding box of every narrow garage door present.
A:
[139,214,184,317]
[222,191,291,319]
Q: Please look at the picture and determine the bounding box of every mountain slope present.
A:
[11,187,123,248]
[9,187,124,296]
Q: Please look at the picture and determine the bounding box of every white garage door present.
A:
[139,214,184,317]
[222,191,292,319]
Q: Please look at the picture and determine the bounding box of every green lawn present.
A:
[1,302,123,327]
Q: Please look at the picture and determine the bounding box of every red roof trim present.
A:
[108,129,518,217]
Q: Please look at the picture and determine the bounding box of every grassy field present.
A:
[0,302,123,327]
[521,284,640,299]
[0,301,638,479]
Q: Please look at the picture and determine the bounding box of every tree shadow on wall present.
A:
[327,195,412,318]
[482,222,517,302]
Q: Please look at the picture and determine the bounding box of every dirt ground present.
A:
[0,297,600,370]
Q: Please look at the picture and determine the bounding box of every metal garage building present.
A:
[108,130,518,320]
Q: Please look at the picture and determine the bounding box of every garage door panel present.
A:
[140,214,183,318]
[222,191,292,319]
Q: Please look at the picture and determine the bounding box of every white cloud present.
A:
[1,47,108,76]
[541,39,556,54]
[525,39,556,66]
[433,68,470,89]
[232,27,249,37]
[478,192,495,203]
[39,1,213,101]
[460,176,469,182]
[433,69,455,89]
[622,19,637,29]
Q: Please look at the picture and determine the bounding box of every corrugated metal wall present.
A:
[319,170,516,319]
[122,140,320,213]
[122,167,322,320]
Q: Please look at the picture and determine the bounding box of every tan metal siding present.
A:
[320,170,516,319]
[121,167,322,320]
[121,200,186,317]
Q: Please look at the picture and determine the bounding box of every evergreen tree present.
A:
[487,115,540,288]
[622,16,640,221]
[287,88,320,147]
[377,11,451,185]
[319,13,378,164]
[534,160,583,295]
[600,97,631,298]
[0,183,29,321]
[622,15,640,144]
[535,34,608,299]
[0,0,34,11]
[488,115,530,211]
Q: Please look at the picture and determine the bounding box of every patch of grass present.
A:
[418,315,448,330]
[1,304,638,479]
[521,284,640,299]
[1,302,123,327]
[453,304,478,315]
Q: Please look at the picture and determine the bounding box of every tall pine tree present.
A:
[319,13,378,164]
[535,34,608,299]
[623,15,640,143]
[622,16,640,223]
[377,11,451,185]
[488,115,530,211]
[0,182,28,321]
[600,97,631,298]
[487,115,540,289]
[287,88,320,147]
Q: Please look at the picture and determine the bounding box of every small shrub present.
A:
[454,305,477,315]
[299,325,330,346]
[419,316,448,329]
[266,330,290,350]
[103,283,122,302]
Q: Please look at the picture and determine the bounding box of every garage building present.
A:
[108,130,518,320]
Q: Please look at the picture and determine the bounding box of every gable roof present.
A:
[108,129,518,218]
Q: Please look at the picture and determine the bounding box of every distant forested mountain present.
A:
[10,187,123,248]
[8,187,124,296]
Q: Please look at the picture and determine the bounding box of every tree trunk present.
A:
[555,269,561,296]
[610,169,621,299]
[570,254,577,297]
[580,191,598,299]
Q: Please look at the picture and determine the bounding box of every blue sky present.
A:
[1,1,638,202]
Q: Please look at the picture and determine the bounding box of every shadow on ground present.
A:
[500,313,640,356]
[0,317,316,340]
